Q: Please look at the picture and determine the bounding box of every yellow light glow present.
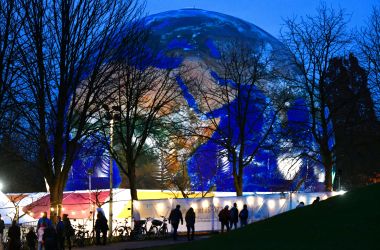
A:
[202,200,209,209]
[81,210,85,214]
[323,195,328,200]
[279,198,286,207]
[267,200,276,210]
[156,202,165,212]
[236,200,244,209]
[224,201,232,208]
[191,203,198,210]
[40,212,44,217]
[247,196,254,206]
[257,197,264,205]
[61,207,65,211]
[29,212,34,216]
[50,207,54,211]
[213,198,219,206]
[71,211,76,215]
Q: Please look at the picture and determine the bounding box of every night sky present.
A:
[145,0,377,37]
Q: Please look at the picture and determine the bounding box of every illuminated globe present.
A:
[144,9,324,192]
[65,9,324,192]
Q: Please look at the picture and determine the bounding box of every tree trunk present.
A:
[49,181,64,223]
[128,167,138,201]
[233,175,243,196]
[322,152,334,191]
[324,165,333,191]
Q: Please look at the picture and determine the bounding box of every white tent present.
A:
[0,190,16,224]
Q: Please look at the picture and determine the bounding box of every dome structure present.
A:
[65,9,324,192]
[142,9,323,192]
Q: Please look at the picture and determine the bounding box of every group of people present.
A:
[168,205,195,241]
[33,212,73,250]
[218,203,249,233]
[167,202,250,241]
[296,196,321,208]
[0,212,74,250]
[0,210,110,250]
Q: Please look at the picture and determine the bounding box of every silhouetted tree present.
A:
[0,0,23,141]
[281,4,352,191]
[14,0,145,216]
[182,41,291,196]
[97,40,183,201]
[326,54,380,188]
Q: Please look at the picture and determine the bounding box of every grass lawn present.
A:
[152,183,380,250]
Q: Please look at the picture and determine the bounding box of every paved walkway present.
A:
[75,236,210,250]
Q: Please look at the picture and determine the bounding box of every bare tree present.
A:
[281,4,352,191]
[98,41,184,201]
[358,6,380,111]
[181,41,290,196]
[14,0,145,216]
[0,0,23,139]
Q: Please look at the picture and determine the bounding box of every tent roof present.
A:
[23,191,110,219]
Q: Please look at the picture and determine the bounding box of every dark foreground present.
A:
[77,183,380,250]
[154,183,380,250]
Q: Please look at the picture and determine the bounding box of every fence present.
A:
[132,192,337,232]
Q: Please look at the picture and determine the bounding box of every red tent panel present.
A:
[23,191,109,219]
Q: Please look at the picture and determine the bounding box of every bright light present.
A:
[0,182,3,191]
[156,202,165,212]
[277,155,302,180]
[336,190,346,196]
[202,200,209,209]
[314,168,325,182]
[62,207,65,211]
[134,201,140,210]
[267,200,276,210]
[279,199,286,207]
[224,201,232,208]
[298,195,305,203]
[247,196,254,206]
[50,207,54,211]
[81,210,85,214]
[213,198,219,206]
[40,212,44,217]
[236,200,244,209]
[191,203,198,210]
[29,212,34,216]
[257,197,264,205]
[322,195,328,200]
[71,211,76,215]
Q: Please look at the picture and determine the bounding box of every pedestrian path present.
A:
[75,235,210,250]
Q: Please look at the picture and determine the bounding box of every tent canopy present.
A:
[23,191,109,219]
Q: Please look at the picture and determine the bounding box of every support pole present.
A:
[109,119,114,239]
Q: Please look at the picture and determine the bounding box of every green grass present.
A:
[153,183,380,250]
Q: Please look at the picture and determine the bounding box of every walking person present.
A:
[56,216,65,250]
[239,204,249,227]
[37,222,47,250]
[95,212,108,245]
[229,203,239,230]
[43,225,58,250]
[8,220,21,250]
[37,212,52,229]
[26,227,38,250]
[185,207,195,241]
[62,214,73,250]
[312,197,320,204]
[218,205,231,233]
[168,205,183,240]
[0,214,4,247]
